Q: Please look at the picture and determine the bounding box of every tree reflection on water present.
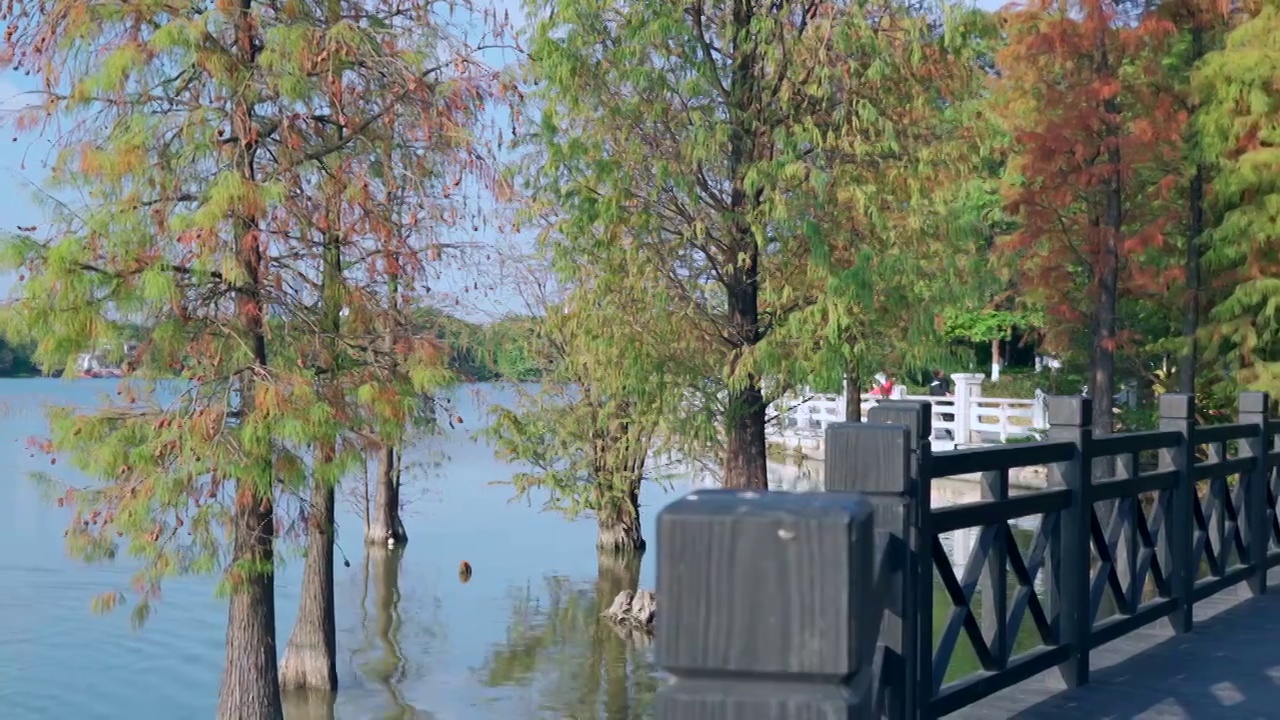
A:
[477,552,660,719]
[351,547,439,720]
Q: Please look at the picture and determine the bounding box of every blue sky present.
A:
[0,73,46,233]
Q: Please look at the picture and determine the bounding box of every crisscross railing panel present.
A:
[926,467,1071,717]
[931,516,1061,686]
[1085,450,1179,646]
[1265,443,1280,557]
[1190,435,1258,596]
[1270,463,1280,552]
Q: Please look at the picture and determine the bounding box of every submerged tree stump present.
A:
[604,588,656,640]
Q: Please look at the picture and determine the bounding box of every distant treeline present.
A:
[0,336,39,377]
[419,310,545,383]
[0,311,545,382]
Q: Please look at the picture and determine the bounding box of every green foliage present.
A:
[1195,0,1280,394]
[484,271,672,526]
[986,366,1087,398]
[519,0,995,481]
[487,386,654,520]
[944,308,1045,343]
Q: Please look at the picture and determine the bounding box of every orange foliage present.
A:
[995,0,1185,352]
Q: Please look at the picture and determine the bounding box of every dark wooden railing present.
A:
[653,392,1280,719]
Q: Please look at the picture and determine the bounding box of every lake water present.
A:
[0,380,994,719]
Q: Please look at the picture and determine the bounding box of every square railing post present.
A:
[826,401,930,719]
[1046,396,1092,688]
[1239,391,1270,596]
[1159,393,1196,634]
[654,490,879,719]
[951,374,983,445]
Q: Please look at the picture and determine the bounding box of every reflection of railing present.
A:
[653,392,1280,717]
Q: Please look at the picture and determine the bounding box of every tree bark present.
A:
[368,187,408,546]
[1092,231,1119,435]
[722,262,766,490]
[366,444,407,545]
[280,187,343,694]
[1091,27,1121,437]
[218,493,281,720]
[991,337,1002,381]
[723,384,768,490]
[720,0,766,492]
[279,466,338,692]
[589,401,648,553]
[595,471,645,554]
[723,273,766,490]
[218,0,282,715]
[844,367,862,423]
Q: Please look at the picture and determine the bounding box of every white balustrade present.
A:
[768,373,1049,453]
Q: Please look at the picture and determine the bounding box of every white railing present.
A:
[768,373,1048,451]
[967,392,1049,443]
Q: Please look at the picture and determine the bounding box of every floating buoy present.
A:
[458,560,473,584]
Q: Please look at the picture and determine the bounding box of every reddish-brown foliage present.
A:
[996,0,1185,354]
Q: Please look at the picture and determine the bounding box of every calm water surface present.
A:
[0,380,987,719]
[0,380,672,719]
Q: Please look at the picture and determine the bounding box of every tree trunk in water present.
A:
[591,402,648,554]
[281,691,334,720]
[844,368,862,423]
[596,546,642,599]
[279,470,338,692]
[596,471,645,555]
[281,199,343,693]
[218,1,281,715]
[361,456,371,535]
[217,495,282,720]
[367,445,407,546]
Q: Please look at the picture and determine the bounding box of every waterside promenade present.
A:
[654,394,1280,719]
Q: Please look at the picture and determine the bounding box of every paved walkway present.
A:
[956,572,1280,718]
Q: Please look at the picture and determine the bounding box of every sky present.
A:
[0,73,45,232]
[0,0,1007,323]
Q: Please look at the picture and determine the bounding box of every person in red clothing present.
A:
[869,371,896,398]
